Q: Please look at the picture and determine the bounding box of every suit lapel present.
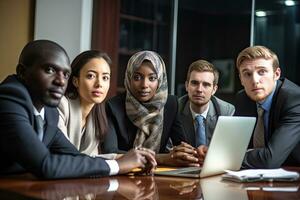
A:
[206,100,218,144]
[42,107,59,146]
[268,79,283,139]
[181,101,196,146]
[43,123,57,146]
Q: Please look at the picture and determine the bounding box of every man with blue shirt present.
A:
[235,45,300,168]
[166,60,235,167]
[178,60,235,148]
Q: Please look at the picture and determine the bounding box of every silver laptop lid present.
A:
[200,116,256,178]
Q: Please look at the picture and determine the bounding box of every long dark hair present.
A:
[66,50,112,148]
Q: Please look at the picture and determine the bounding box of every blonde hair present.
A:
[186,59,219,85]
[236,45,279,71]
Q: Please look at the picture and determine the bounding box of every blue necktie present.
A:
[35,115,44,141]
[195,115,206,146]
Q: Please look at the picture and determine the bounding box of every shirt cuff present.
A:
[107,179,119,192]
[105,160,119,175]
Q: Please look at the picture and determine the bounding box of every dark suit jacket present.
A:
[0,75,110,179]
[178,95,235,147]
[102,93,186,153]
[235,78,300,168]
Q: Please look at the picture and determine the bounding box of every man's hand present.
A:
[196,145,208,164]
[116,148,157,174]
[156,142,200,167]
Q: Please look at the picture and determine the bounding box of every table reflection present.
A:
[201,176,248,200]
[0,175,159,200]
[155,176,202,199]
[115,176,158,200]
[0,172,299,200]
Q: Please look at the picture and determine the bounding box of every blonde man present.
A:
[235,45,300,168]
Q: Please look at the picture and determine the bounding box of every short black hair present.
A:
[17,40,70,74]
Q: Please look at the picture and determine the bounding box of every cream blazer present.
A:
[58,96,117,159]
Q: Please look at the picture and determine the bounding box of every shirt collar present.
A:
[257,81,277,111]
[33,106,45,120]
[190,103,209,119]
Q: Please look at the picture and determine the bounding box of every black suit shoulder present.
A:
[0,75,110,179]
[0,75,35,122]
[273,79,300,110]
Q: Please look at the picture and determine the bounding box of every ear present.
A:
[274,67,281,80]
[212,84,218,95]
[72,77,79,87]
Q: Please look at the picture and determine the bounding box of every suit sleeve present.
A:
[0,99,111,179]
[243,99,300,168]
[241,87,300,168]
[47,125,81,154]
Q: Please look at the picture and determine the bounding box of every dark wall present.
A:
[175,5,251,103]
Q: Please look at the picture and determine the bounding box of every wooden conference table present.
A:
[0,167,299,200]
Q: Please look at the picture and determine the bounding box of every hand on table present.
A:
[157,142,200,167]
[117,148,157,174]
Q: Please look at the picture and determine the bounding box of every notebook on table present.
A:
[154,116,256,178]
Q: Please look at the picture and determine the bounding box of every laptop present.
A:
[154,116,256,178]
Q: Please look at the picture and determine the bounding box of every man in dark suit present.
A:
[0,40,156,179]
[171,60,234,165]
[178,59,235,147]
[235,45,300,168]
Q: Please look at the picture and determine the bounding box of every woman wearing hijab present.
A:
[103,51,199,166]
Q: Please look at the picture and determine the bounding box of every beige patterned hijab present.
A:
[124,51,168,152]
